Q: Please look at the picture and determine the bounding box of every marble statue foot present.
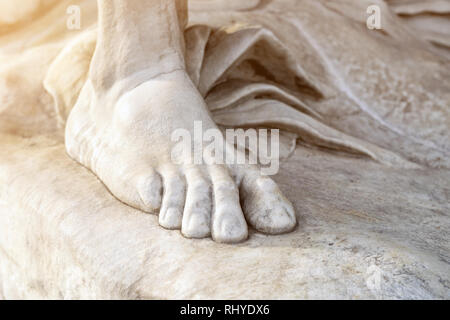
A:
[65,69,296,243]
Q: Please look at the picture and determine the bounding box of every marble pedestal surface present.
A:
[0,134,448,299]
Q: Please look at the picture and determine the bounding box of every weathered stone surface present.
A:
[0,134,448,299]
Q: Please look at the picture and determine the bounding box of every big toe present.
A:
[241,171,297,234]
